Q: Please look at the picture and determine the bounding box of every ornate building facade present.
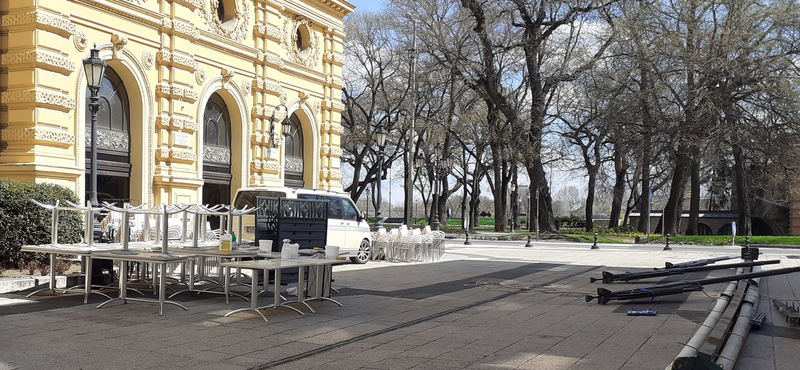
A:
[0,0,351,206]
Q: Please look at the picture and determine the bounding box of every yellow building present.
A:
[0,0,351,207]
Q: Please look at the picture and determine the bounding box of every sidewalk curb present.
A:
[0,275,80,294]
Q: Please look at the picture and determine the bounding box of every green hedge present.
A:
[0,179,83,268]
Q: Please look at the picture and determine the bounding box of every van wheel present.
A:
[351,239,370,264]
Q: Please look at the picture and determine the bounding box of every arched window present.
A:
[84,66,131,205]
[284,113,304,188]
[202,92,232,215]
[85,66,129,138]
[204,92,230,152]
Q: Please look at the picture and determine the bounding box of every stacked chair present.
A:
[373,225,446,263]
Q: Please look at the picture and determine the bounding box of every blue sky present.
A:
[346,0,386,13]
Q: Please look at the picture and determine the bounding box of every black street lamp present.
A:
[431,145,452,231]
[374,124,388,229]
[83,44,106,207]
[269,104,292,144]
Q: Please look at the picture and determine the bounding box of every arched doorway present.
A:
[202,92,232,229]
[284,113,305,188]
[85,66,130,206]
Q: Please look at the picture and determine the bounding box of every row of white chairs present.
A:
[373,225,445,263]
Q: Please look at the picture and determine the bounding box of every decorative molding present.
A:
[174,0,203,10]
[1,51,76,74]
[2,11,76,37]
[324,51,345,66]
[329,169,342,180]
[282,16,320,69]
[311,0,354,15]
[1,128,74,147]
[122,0,147,4]
[254,22,282,41]
[250,132,264,144]
[170,148,197,162]
[313,100,321,115]
[195,68,206,85]
[74,30,88,51]
[323,99,344,112]
[111,33,128,60]
[264,54,285,69]
[325,75,344,89]
[241,79,251,96]
[1,90,76,111]
[204,146,231,164]
[173,19,200,40]
[84,128,130,151]
[262,160,281,174]
[155,84,198,102]
[156,50,198,71]
[330,147,343,157]
[199,0,251,43]
[285,157,303,172]
[221,68,235,86]
[331,123,343,134]
[141,50,154,70]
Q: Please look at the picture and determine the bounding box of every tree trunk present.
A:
[685,151,701,235]
[609,148,627,229]
[663,147,690,235]
[732,143,750,236]
[585,169,596,233]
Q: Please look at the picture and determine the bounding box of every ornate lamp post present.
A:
[374,124,388,229]
[269,104,291,144]
[83,44,106,207]
[431,145,452,231]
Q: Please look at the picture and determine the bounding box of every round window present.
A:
[213,0,234,26]
[295,24,310,57]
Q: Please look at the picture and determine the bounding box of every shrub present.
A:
[0,179,83,268]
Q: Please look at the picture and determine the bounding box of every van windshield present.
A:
[234,190,286,209]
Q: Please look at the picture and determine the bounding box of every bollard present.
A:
[663,233,672,251]
[591,232,599,249]
[464,230,472,245]
[525,234,534,248]
[746,235,750,248]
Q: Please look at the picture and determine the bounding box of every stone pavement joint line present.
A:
[245,266,601,370]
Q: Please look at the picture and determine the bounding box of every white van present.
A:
[232,187,373,264]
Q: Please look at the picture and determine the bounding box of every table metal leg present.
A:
[26,253,57,298]
[224,268,268,322]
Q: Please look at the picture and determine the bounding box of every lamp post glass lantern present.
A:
[83,44,106,207]
[375,124,388,229]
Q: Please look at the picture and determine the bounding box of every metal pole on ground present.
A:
[525,234,534,248]
[591,232,599,249]
[464,229,471,245]
[663,234,672,251]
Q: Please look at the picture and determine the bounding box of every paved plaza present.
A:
[1,240,799,370]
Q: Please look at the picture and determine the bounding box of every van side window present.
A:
[342,199,358,221]
[320,195,343,219]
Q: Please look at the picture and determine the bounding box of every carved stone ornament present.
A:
[283,16,321,69]
[221,68,235,86]
[85,128,130,151]
[195,68,206,85]
[74,30,88,51]
[199,0,251,43]
[142,50,153,70]
[204,146,231,164]
[241,79,251,96]
[111,33,128,60]
[285,157,303,172]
